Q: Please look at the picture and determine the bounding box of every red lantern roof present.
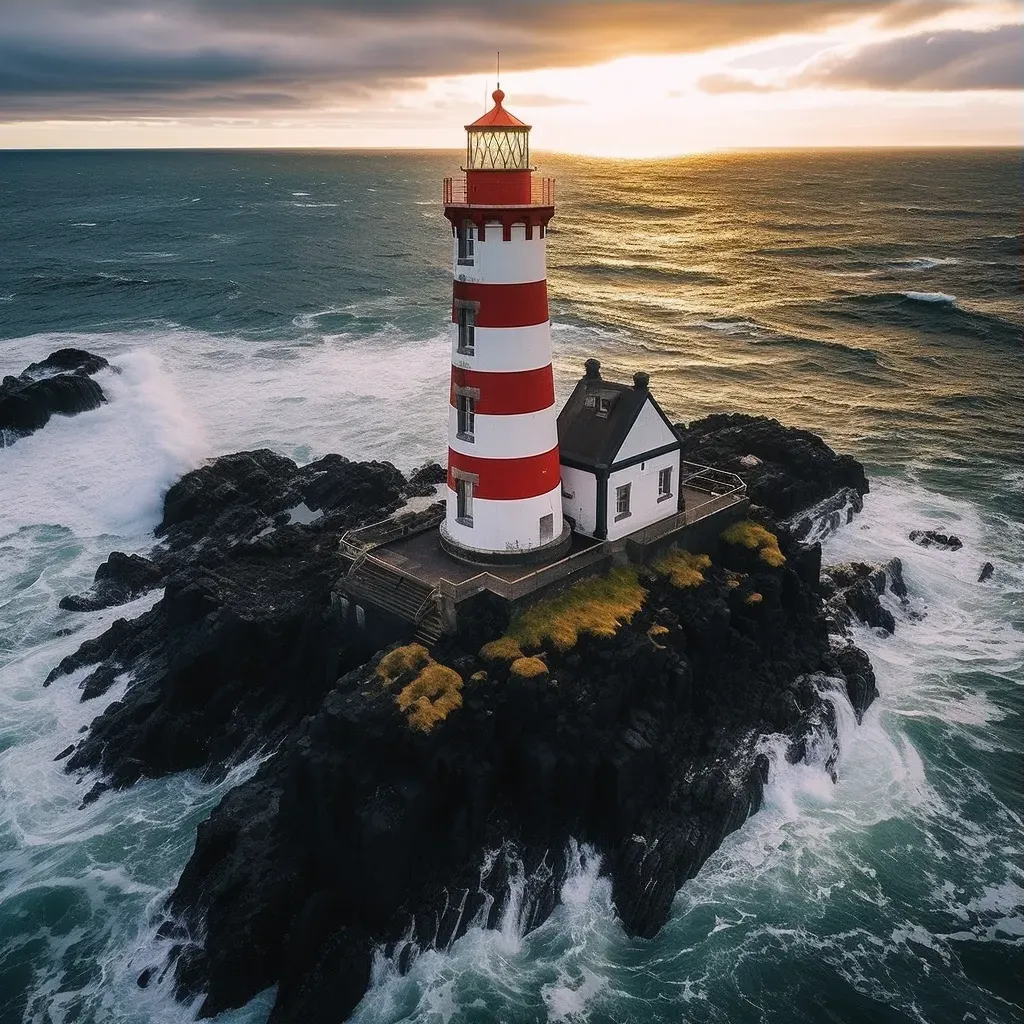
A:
[466,89,530,131]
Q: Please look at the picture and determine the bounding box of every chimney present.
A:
[633,371,650,391]
[584,358,601,380]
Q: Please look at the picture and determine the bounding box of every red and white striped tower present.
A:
[440,88,570,564]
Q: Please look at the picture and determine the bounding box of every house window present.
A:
[457,221,475,265]
[456,478,474,525]
[457,304,476,355]
[597,396,614,418]
[456,393,475,440]
[615,483,631,521]
[658,466,673,501]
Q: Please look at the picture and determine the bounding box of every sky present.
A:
[0,0,1020,154]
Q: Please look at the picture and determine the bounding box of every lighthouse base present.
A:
[439,520,573,567]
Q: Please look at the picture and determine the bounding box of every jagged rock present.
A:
[404,461,446,496]
[59,552,163,612]
[163,547,878,1021]
[978,562,995,583]
[1,348,112,445]
[45,415,882,1024]
[677,413,869,521]
[909,529,963,551]
[48,450,413,783]
[821,558,907,636]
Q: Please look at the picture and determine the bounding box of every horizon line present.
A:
[1,143,1020,157]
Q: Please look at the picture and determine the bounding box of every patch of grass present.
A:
[469,670,488,684]
[647,623,669,649]
[652,548,711,588]
[510,656,548,679]
[377,643,431,684]
[396,662,464,732]
[506,566,647,652]
[726,578,741,589]
[721,521,786,568]
[744,592,764,605]
[479,637,524,661]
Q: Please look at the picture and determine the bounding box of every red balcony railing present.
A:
[443,176,555,207]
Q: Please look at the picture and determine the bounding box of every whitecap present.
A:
[890,257,960,272]
[902,291,956,304]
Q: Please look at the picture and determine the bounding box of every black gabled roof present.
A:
[557,363,680,470]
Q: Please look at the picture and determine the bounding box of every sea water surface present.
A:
[0,149,1021,1023]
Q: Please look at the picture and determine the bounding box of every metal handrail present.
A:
[340,509,444,558]
[443,176,555,207]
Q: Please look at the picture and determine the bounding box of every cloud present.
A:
[0,0,925,119]
[698,23,1023,93]
[802,24,1024,89]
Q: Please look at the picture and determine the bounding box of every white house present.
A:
[557,360,683,542]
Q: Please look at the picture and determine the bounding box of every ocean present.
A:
[0,148,1021,1023]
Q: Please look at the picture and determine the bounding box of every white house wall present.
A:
[560,464,598,536]
[616,397,678,462]
[605,449,681,542]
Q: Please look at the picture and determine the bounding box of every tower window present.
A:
[539,513,553,543]
[658,467,673,501]
[456,477,474,525]
[457,220,475,265]
[615,483,631,521]
[456,394,476,440]
[457,304,476,355]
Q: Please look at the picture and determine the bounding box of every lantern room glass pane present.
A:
[467,129,530,170]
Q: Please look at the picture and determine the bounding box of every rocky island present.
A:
[26,349,920,1023]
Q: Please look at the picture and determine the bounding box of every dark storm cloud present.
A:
[698,24,1023,93]
[0,0,1001,120]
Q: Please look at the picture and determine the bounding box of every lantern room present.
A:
[462,89,534,206]
[465,89,531,170]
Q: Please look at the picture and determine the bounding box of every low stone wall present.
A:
[450,497,751,640]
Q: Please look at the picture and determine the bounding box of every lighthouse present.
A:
[440,89,570,565]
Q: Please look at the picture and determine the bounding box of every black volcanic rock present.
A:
[45,414,888,1023]
[910,529,963,551]
[677,413,869,534]
[979,562,995,582]
[405,461,447,496]
[0,348,111,444]
[163,554,877,1022]
[59,552,163,612]
[48,450,413,789]
[821,558,908,636]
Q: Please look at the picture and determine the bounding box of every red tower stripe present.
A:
[450,365,554,415]
[448,446,561,500]
[453,281,548,328]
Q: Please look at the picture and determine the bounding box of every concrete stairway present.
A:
[342,555,443,644]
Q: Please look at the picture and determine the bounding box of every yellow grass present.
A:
[648,624,670,637]
[396,662,464,732]
[744,592,764,605]
[726,578,741,589]
[652,548,711,588]
[376,643,431,684]
[469,670,488,684]
[479,637,524,661]
[506,567,647,652]
[510,656,549,679]
[721,521,786,568]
